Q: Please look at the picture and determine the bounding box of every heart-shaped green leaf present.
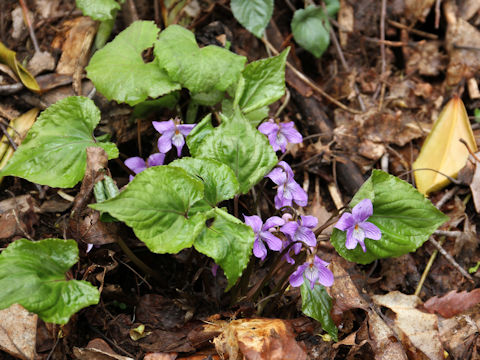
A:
[189,110,277,194]
[0,96,118,188]
[154,25,246,98]
[87,21,180,105]
[230,0,274,38]
[194,208,254,289]
[170,158,239,206]
[330,170,449,264]
[291,5,333,58]
[0,238,99,324]
[301,281,338,341]
[237,48,289,113]
[76,0,120,20]
[90,166,206,254]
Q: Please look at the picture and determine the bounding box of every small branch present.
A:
[434,230,463,237]
[387,20,438,39]
[435,186,458,210]
[19,0,40,53]
[378,0,387,111]
[262,38,363,114]
[435,0,442,29]
[428,236,473,281]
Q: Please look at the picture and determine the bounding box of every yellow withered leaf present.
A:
[413,96,477,195]
[0,42,40,93]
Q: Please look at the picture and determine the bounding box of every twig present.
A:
[434,230,463,237]
[329,26,365,111]
[19,0,40,53]
[460,138,480,163]
[435,0,442,29]
[415,237,441,296]
[262,38,363,114]
[429,236,473,281]
[378,0,387,111]
[364,37,411,47]
[435,186,459,209]
[387,20,438,39]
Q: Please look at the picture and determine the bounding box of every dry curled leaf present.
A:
[0,304,37,360]
[0,42,40,92]
[424,289,480,318]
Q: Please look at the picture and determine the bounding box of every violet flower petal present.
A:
[281,122,303,144]
[334,213,355,231]
[124,157,146,174]
[317,264,334,287]
[301,215,318,229]
[158,133,174,153]
[258,120,278,135]
[280,221,299,240]
[295,226,317,247]
[147,153,165,167]
[244,215,263,234]
[345,228,358,250]
[361,221,381,240]
[285,181,307,207]
[171,133,185,157]
[260,231,283,251]
[253,238,268,260]
[152,120,175,133]
[352,198,373,222]
[263,216,285,230]
[289,263,308,287]
[177,124,195,136]
[266,167,286,185]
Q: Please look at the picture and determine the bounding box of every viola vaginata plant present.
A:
[0,19,448,342]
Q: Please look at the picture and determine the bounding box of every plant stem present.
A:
[115,236,165,285]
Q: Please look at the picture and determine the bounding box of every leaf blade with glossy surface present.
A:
[0,96,118,188]
[238,49,289,113]
[330,170,449,264]
[87,21,180,105]
[189,110,277,194]
[301,281,338,341]
[90,166,206,254]
[194,208,254,289]
[0,238,100,324]
[76,0,120,20]
[291,5,331,58]
[230,0,274,38]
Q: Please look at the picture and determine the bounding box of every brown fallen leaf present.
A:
[367,310,408,360]
[205,318,307,360]
[372,291,444,360]
[424,289,480,318]
[73,338,133,360]
[0,304,37,360]
[329,260,368,324]
[144,354,178,360]
[0,194,39,239]
[437,304,480,359]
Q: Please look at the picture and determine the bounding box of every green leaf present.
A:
[155,25,246,96]
[230,0,274,38]
[76,0,120,20]
[0,238,99,324]
[189,110,277,194]
[90,166,206,254]
[170,158,239,206]
[0,96,118,188]
[194,208,254,289]
[474,108,480,123]
[330,170,449,264]
[301,281,338,341]
[86,21,180,106]
[132,92,180,119]
[237,49,289,113]
[291,5,331,58]
[186,114,214,152]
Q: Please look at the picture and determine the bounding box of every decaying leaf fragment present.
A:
[205,318,307,360]
[424,289,480,318]
[0,304,37,360]
[372,291,443,360]
[413,96,477,195]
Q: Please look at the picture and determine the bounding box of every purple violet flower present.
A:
[259,119,303,153]
[153,118,195,157]
[289,255,334,289]
[334,198,381,252]
[244,215,285,261]
[266,161,308,209]
[211,263,219,277]
[124,153,165,181]
[281,215,318,248]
